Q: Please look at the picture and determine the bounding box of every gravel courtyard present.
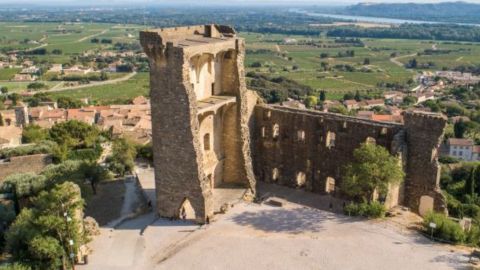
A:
[79,197,469,270]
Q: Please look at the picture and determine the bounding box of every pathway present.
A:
[77,29,109,43]
[390,53,417,68]
[38,72,136,93]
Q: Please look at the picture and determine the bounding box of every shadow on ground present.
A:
[230,206,353,234]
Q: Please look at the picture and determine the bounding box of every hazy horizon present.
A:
[0,0,480,7]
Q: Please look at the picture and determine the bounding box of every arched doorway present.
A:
[178,198,196,221]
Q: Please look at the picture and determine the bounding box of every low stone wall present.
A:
[0,154,52,183]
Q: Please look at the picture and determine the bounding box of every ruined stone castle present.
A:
[140,25,447,224]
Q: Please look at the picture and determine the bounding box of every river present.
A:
[294,10,480,27]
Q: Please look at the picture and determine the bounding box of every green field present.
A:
[2,23,480,102]
[0,22,142,63]
[49,72,150,103]
[242,33,480,99]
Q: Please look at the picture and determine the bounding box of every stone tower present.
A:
[140,25,256,223]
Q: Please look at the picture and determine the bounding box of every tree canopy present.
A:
[341,143,405,202]
[6,182,85,270]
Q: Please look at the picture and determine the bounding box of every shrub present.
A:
[67,146,102,162]
[423,212,466,243]
[0,141,55,159]
[344,201,386,219]
[439,156,461,164]
[136,143,153,162]
[22,125,48,144]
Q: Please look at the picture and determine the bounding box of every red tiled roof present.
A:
[448,138,474,146]
[344,100,358,106]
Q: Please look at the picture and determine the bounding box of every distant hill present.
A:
[341,1,480,25]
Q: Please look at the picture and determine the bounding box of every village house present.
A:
[22,60,34,67]
[385,106,403,116]
[414,92,435,104]
[357,110,374,119]
[343,99,359,111]
[384,91,405,105]
[371,114,404,124]
[63,65,93,76]
[12,74,35,81]
[29,107,67,128]
[20,66,39,74]
[94,98,152,144]
[0,126,22,149]
[321,100,342,112]
[48,64,63,73]
[445,138,480,161]
[281,99,307,110]
[359,99,385,109]
[0,110,17,126]
[132,95,149,105]
[67,108,97,125]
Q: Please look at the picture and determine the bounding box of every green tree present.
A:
[402,96,417,106]
[454,120,467,138]
[1,86,8,94]
[6,182,85,270]
[354,90,361,102]
[100,71,108,81]
[363,58,370,65]
[304,95,318,108]
[319,90,326,102]
[57,97,82,109]
[466,167,476,197]
[27,82,47,91]
[342,143,405,202]
[0,113,3,126]
[49,120,99,148]
[475,164,480,195]
[107,138,137,176]
[21,125,48,143]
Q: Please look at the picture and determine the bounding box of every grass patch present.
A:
[49,72,149,103]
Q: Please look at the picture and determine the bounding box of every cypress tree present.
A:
[466,167,476,197]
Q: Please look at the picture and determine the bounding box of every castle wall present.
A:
[252,105,446,213]
[141,25,256,223]
[253,105,403,197]
[147,44,210,223]
[0,154,52,183]
[403,112,447,214]
[142,24,446,222]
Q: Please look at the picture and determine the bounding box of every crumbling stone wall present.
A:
[0,154,52,183]
[141,24,447,221]
[403,111,447,214]
[253,105,403,195]
[252,106,446,213]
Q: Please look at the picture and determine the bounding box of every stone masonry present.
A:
[141,25,256,223]
[141,25,447,223]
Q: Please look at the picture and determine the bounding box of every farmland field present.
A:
[49,72,150,103]
[1,22,480,101]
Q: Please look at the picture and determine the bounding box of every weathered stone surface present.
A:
[403,111,447,214]
[252,105,447,215]
[141,25,256,223]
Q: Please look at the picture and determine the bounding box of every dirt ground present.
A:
[85,180,126,226]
